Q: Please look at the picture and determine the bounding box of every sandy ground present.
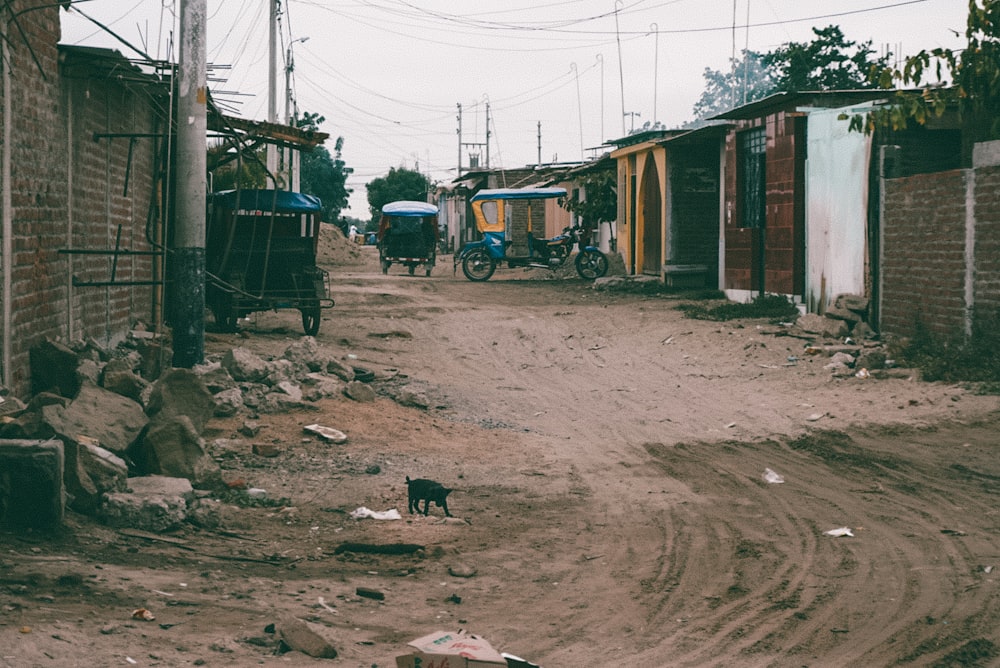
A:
[2,227,999,668]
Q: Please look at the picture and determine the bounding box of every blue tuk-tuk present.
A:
[455,187,608,281]
[377,200,439,276]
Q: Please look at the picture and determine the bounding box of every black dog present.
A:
[405,476,453,517]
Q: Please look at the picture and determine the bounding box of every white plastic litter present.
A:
[824,527,854,537]
[350,507,402,521]
[762,468,785,484]
[303,423,348,444]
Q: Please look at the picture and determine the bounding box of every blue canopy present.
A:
[470,187,566,202]
[212,189,322,213]
[382,200,438,216]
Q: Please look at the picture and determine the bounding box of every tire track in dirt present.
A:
[619,429,1000,666]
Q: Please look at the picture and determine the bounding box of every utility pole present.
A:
[485,101,491,169]
[456,103,462,176]
[285,37,308,190]
[266,0,278,186]
[537,121,542,166]
[173,0,207,367]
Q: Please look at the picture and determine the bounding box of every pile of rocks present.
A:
[0,333,377,532]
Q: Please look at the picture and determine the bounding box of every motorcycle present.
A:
[455,186,609,282]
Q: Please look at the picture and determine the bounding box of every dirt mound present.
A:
[316,222,369,267]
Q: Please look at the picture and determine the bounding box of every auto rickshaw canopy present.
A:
[469,186,566,234]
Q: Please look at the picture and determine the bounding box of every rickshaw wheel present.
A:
[425,267,432,277]
[408,264,416,276]
[381,260,390,274]
[575,249,609,280]
[461,248,495,281]
[301,307,321,336]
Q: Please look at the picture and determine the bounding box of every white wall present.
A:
[805,107,873,312]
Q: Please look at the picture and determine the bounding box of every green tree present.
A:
[691,27,890,122]
[296,112,353,225]
[852,0,1000,141]
[762,25,890,93]
[560,164,616,229]
[365,167,432,225]
[207,142,268,191]
[691,50,773,122]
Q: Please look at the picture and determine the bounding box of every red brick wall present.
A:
[723,113,805,296]
[880,169,969,339]
[65,74,158,344]
[0,8,161,397]
[4,5,67,394]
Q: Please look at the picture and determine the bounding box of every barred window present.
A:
[739,128,766,229]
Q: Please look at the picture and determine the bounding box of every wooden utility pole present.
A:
[173,0,207,367]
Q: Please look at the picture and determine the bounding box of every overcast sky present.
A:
[61,0,968,217]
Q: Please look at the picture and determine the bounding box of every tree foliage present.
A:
[560,165,617,228]
[852,0,1000,140]
[296,112,353,225]
[691,26,890,122]
[762,26,890,93]
[365,167,432,224]
[691,50,773,122]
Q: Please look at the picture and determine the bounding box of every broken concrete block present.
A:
[130,415,221,487]
[40,382,148,457]
[0,439,65,529]
[344,381,376,403]
[145,368,214,435]
[99,475,193,532]
[278,616,338,659]
[222,347,270,383]
[30,338,81,398]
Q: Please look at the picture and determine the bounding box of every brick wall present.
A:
[65,70,159,345]
[0,8,163,398]
[723,113,806,296]
[3,5,68,394]
[880,169,969,339]
[973,164,1000,329]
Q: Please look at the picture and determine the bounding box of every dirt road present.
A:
[3,239,999,667]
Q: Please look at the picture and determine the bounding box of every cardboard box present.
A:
[395,630,508,668]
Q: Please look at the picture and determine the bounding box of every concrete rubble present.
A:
[0,333,387,532]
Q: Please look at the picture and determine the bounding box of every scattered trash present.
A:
[317,597,338,614]
[126,658,138,665]
[131,608,155,621]
[302,423,348,444]
[762,468,785,484]
[824,527,854,537]
[941,528,967,537]
[18,626,31,634]
[396,630,510,668]
[787,355,799,362]
[855,367,870,379]
[805,412,826,422]
[983,565,994,574]
[349,507,402,521]
[804,345,823,355]
[356,587,385,601]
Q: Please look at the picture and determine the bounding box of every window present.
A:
[739,127,766,228]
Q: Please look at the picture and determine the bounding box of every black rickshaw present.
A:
[206,189,334,335]
[377,200,439,276]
